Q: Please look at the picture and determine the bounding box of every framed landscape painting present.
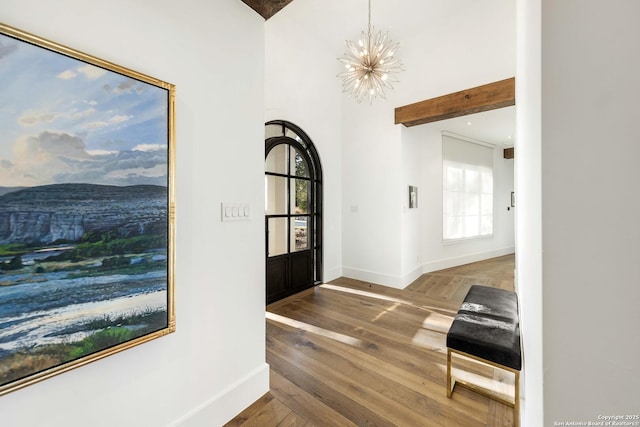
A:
[0,23,176,396]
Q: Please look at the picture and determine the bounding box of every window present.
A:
[442,134,494,241]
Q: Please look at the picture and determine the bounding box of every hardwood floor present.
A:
[226,254,516,427]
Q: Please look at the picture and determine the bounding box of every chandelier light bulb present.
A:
[337,0,404,104]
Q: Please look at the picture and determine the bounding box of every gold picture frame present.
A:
[0,23,176,396]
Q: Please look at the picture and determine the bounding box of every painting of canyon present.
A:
[0,25,175,394]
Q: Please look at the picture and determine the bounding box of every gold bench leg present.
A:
[447,348,520,427]
[446,349,453,397]
[514,370,520,427]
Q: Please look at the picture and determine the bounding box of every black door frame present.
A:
[265,120,322,304]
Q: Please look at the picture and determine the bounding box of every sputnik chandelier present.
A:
[338,0,404,104]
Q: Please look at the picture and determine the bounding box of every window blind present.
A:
[442,134,494,241]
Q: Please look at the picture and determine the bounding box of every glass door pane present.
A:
[291,216,309,252]
[266,144,288,174]
[292,147,309,178]
[268,217,288,257]
[291,178,310,215]
[266,175,288,215]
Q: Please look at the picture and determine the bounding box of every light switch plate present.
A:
[221,202,250,222]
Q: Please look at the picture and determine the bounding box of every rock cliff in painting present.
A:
[0,183,167,244]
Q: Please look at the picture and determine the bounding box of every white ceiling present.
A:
[270,0,481,47]
[422,106,516,147]
[267,0,516,146]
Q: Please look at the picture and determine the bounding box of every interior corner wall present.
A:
[541,0,640,423]
[400,126,515,287]
[515,0,543,424]
[264,4,344,282]
[341,101,403,287]
[1,1,268,426]
[400,127,427,284]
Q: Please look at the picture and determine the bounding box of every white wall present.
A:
[400,127,427,283]
[541,0,640,423]
[342,101,404,285]
[0,1,268,426]
[400,126,515,286]
[393,1,517,106]
[515,0,543,424]
[265,1,344,282]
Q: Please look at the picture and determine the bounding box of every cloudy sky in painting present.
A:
[0,33,169,188]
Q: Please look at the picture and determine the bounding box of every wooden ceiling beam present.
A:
[241,0,294,20]
[504,147,515,159]
[395,77,515,127]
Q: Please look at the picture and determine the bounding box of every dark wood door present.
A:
[265,237,313,303]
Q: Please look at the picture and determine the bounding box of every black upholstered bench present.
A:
[446,285,521,426]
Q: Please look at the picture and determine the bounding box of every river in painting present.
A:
[0,244,168,386]
[0,249,167,356]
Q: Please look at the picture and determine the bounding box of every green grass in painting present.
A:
[68,327,135,359]
[61,233,167,260]
[0,243,30,256]
[0,234,167,278]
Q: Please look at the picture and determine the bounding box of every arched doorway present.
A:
[264,121,322,304]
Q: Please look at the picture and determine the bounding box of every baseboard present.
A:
[323,266,343,283]
[341,266,403,288]
[168,363,270,427]
[341,247,515,290]
[421,247,515,275]
[401,265,424,288]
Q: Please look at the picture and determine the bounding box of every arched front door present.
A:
[265,121,322,305]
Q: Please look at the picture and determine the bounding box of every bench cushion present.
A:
[446,285,521,370]
[457,285,519,321]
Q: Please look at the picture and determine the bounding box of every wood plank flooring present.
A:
[225,254,516,427]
